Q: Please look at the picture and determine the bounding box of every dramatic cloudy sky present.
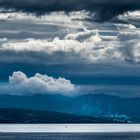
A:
[0,0,140,97]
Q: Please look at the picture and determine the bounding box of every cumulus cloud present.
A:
[1,71,140,97]
[2,71,75,95]
[0,30,103,64]
[0,27,140,64]
[0,0,140,21]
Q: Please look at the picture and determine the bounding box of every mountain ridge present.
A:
[0,93,139,122]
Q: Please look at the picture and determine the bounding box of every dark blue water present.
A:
[0,133,140,140]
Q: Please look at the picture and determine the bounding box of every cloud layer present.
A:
[3,71,75,95]
[0,0,140,21]
[0,28,140,65]
[0,10,140,98]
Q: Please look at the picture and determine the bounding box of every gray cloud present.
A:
[0,0,140,21]
[0,12,84,39]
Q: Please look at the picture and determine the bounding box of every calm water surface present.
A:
[0,133,140,140]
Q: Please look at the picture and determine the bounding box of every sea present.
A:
[0,124,140,140]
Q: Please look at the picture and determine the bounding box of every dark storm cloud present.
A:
[0,0,140,21]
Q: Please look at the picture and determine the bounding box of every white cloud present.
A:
[0,30,103,64]
[118,10,140,22]
[0,11,88,40]
[115,24,136,30]
[1,71,140,97]
[4,71,75,95]
[0,28,140,64]
[0,11,89,28]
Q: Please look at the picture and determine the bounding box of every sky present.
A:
[0,0,140,97]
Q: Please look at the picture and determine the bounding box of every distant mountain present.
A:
[0,94,139,123]
[0,108,124,123]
